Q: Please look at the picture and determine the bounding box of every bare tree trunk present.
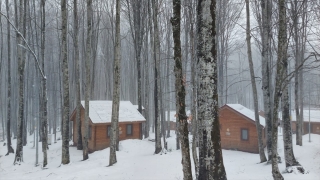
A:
[245,0,267,163]
[152,0,162,154]
[83,0,93,161]
[61,0,70,165]
[282,60,301,170]
[14,0,25,165]
[171,0,193,179]
[271,0,286,178]
[109,0,121,166]
[74,0,83,151]
[40,0,48,167]
[261,0,273,161]
[197,0,227,179]
[5,0,14,156]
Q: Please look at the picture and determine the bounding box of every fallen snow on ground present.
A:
[0,132,319,180]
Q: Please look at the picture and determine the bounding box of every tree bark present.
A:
[271,0,287,178]
[40,0,48,167]
[73,0,83,150]
[14,0,25,165]
[5,0,14,156]
[109,0,121,166]
[171,0,193,179]
[83,0,93,161]
[152,0,162,154]
[61,0,70,165]
[261,0,273,161]
[245,0,267,163]
[197,0,227,179]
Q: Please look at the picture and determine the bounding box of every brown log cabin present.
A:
[219,104,266,153]
[288,109,320,135]
[70,101,146,152]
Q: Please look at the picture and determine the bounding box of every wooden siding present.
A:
[291,121,320,135]
[219,106,266,154]
[71,106,144,152]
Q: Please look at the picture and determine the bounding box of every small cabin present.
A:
[289,109,320,135]
[70,101,146,152]
[219,104,266,154]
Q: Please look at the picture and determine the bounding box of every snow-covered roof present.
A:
[226,104,266,127]
[288,110,320,122]
[80,101,146,124]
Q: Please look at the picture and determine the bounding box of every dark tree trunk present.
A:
[5,0,14,156]
[14,0,26,165]
[61,0,70,165]
[171,0,193,179]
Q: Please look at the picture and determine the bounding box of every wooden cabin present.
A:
[165,111,192,131]
[219,104,266,154]
[289,109,320,135]
[70,101,146,152]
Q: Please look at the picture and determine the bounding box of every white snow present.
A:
[80,101,146,123]
[289,109,320,122]
[1,131,319,180]
[226,104,266,127]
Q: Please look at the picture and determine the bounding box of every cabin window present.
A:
[89,125,92,139]
[107,125,111,138]
[241,128,248,141]
[126,124,133,136]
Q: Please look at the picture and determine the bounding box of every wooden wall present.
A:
[71,106,144,152]
[219,106,266,154]
[291,121,320,135]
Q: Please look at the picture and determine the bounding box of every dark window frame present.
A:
[241,128,249,141]
[126,124,133,136]
[107,125,111,138]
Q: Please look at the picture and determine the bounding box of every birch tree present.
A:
[61,0,70,165]
[245,0,267,163]
[171,0,192,179]
[197,0,227,179]
[109,0,121,166]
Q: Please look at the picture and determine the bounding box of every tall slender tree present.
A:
[40,0,48,167]
[171,0,193,179]
[197,0,227,179]
[73,0,83,151]
[14,0,26,165]
[152,0,162,154]
[270,0,286,178]
[61,0,70,165]
[245,0,267,163]
[5,0,15,156]
[83,0,93,161]
[109,0,121,166]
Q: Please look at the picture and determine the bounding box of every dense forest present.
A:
[0,0,319,179]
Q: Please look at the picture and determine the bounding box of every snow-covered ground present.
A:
[0,131,319,180]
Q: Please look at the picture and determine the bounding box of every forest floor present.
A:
[0,130,319,180]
